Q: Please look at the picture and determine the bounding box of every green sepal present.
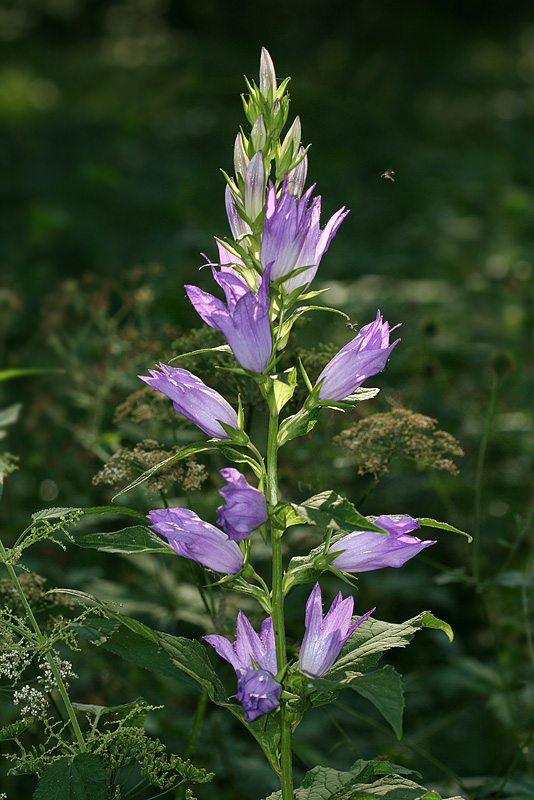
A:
[290,491,386,533]
[215,442,264,479]
[317,386,380,412]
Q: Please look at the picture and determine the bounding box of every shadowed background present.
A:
[1,1,533,798]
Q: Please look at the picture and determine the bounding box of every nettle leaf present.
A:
[33,753,107,800]
[328,612,453,677]
[278,407,321,446]
[73,526,173,555]
[271,366,298,413]
[306,665,404,739]
[264,761,463,800]
[418,517,472,543]
[291,491,385,533]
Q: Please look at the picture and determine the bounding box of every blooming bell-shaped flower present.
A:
[315,310,401,402]
[185,256,273,373]
[327,515,436,573]
[147,508,244,574]
[139,363,238,439]
[205,612,281,721]
[260,179,348,293]
[216,467,269,541]
[299,583,374,678]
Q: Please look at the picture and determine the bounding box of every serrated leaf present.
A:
[73,526,173,554]
[33,753,107,800]
[291,491,385,533]
[418,518,472,543]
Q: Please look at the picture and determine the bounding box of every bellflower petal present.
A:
[216,467,268,540]
[185,264,272,373]
[316,310,401,401]
[147,508,244,574]
[299,583,374,677]
[327,515,436,573]
[261,179,348,292]
[139,363,238,439]
[237,669,282,722]
[205,611,280,720]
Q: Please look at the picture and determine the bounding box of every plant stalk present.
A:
[266,402,293,800]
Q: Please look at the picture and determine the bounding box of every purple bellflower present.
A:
[316,310,401,401]
[147,507,244,575]
[260,179,348,293]
[216,467,269,541]
[299,583,374,678]
[185,259,272,374]
[204,612,281,721]
[327,515,436,573]
[139,363,238,439]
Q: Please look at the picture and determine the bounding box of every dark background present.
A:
[1,1,533,798]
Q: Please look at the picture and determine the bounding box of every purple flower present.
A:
[327,515,436,573]
[205,612,281,721]
[299,583,374,678]
[260,179,348,293]
[147,507,244,574]
[185,260,272,373]
[315,311,401,401]
[237,669,282,722]
[139,363,238,439]
[217,468,268,541]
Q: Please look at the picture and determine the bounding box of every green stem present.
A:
[0,538,86,752]
[473,373,499,583]
[266,403,293,800]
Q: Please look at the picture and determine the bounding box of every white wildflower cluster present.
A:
[13,685,48,719]
[38,655,77,691]
[0,645,31,680]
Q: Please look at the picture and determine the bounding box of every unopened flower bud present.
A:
[244,152,265,223]
[287,147,308,197]
[251,113,267,152]
[259,47,277,99]
[281,116,301,163]
[234,132,250,180]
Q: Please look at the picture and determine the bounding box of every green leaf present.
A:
[73,526,173,554]
[337,666,404,739]
[0,368,64,382]
[169,343,232,362]
[112,441,221,500]
[271,502,307,531]
[291,491,386,533]
[215,443,264,478]
[271,367,298,413]
[31,505,145,522]
[278,408,321,446]
[418,518,472,543]
[33,753,107,800]
[421,612,454,643]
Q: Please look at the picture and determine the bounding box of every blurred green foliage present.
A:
[1,1,533,798]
